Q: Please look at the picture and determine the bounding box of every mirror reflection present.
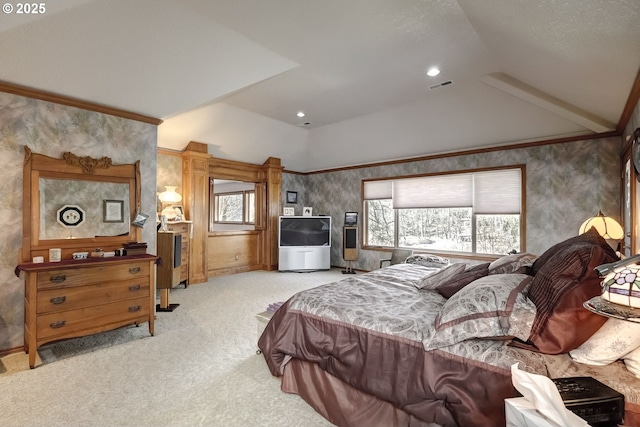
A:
[39,177,131,239]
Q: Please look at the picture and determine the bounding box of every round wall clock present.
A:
[57,205,86,228]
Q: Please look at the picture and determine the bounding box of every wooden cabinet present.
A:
[165,221,191,286]
[18,255,157,369]
[157,231,181,289]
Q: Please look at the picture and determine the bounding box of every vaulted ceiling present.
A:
[2,0,640,171]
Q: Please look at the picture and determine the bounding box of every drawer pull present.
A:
[128,267,141,274]
[50,320,66,329]
[50,275,66,283]
[128,284,141,292]
[50,296,67,305]
[128,305,141,313]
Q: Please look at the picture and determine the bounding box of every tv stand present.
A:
[278,246,330,272]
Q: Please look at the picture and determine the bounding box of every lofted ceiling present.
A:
[1,0,640,171]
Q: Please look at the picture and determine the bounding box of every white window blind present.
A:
[393,174,473,209]
[474,169,521,214]
[363,180,392,200]
[365,167,522,213]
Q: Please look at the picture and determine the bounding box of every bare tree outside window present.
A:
[215,193,243,223]
[365,199,394,246]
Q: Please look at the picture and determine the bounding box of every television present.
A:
[279,216,331,247]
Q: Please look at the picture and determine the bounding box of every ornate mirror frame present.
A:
[21,147,141,262]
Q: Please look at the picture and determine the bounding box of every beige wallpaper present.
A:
[157,152,183,214]
[0,92,157,351]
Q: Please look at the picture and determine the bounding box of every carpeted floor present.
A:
[0,268,346,427]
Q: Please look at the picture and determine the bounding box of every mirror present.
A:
[39,178,131,239]
[22,147,141,262]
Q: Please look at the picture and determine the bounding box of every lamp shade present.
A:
[579,211,624,240]
[158,186,182,203]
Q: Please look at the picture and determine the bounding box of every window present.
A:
[363,166,524,256]
[213,190,255,225]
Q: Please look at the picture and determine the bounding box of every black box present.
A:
[552,377,624,427]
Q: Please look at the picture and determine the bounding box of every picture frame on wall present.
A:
[283,207,294,216]
[103,200,124,223]
[286,191,298,204]
[303,207,313,216]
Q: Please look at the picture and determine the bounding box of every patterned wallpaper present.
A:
[157,152,183,214]
[0,92,157,351]
[284,137,622,271]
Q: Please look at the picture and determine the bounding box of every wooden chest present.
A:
[18,255,157,368]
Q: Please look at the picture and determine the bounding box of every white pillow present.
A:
[415,263,465,290]
[624,346,640,378]
[569,318,640,365]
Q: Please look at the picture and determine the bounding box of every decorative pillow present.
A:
[569,318,640,365]
[406,254,450,268]
[524,237,619,354]
[489,253,538,275]
[415,263,465,290]
[624,346,640,378]
[435,262,490,298]
[423,274,535,350]
[530,226,612,275]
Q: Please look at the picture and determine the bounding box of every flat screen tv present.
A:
[279,216,331,247]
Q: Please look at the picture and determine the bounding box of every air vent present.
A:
[429,80,453,90]
[298,121,312,127]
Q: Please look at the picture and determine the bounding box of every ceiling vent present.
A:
[429,80,453,90]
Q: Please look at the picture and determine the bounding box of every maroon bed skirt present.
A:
[282,358,442,427]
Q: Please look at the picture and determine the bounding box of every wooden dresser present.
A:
[17,255,157,369]
[165,221,191,286]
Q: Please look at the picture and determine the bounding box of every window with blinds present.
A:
[363,166,524,255]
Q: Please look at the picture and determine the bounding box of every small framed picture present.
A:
[283,207,295,216]
[103,200,124,223]
[172,205,184,221]
[132,211,149,228]
[303,207,313,216]
[286,191,298,204]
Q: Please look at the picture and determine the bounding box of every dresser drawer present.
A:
[37,277,150,314]
[36,262,150,289]
[36,296,150,340]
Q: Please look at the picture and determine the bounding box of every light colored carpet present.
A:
[0,269,347,427]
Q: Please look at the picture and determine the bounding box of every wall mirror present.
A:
[22,147,141,262]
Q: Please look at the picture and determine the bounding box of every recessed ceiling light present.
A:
[296,111,306,118]
[427,67,440,77]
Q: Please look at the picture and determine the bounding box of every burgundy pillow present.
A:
[435,262,490,298]
[524,239,618,354]
[530,226,609,275]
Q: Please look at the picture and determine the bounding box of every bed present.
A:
[258,228,640,427]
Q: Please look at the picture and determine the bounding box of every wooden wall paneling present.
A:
[210,157,263,182]
[181,143,210,284]
[261,157,283,271]
[254,182,266,230]
[207,232,260,276]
